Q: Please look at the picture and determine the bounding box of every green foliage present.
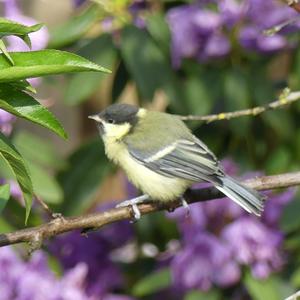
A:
[64,34,116,105]
[184,290,221,300]
[48,4,101,48]
[244,272,294,300]
[0,84,67,139]
[0,18,42,47]
[0,132,33,222]
[58,138,111,215]
[0,184,10,214]
[280,192,300,233]
[13,131,64,204]
[132,267,171,297]
[0,17,110,220]
[0,50,110,82]
[120,25,185,112]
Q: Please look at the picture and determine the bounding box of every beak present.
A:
[88,114,103,123]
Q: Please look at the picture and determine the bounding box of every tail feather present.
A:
[216,176,265,216]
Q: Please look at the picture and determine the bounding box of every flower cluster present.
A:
[51,203,134,298]
[0,209,135,300]
[0,247,92,300]
[168,159,295,292]
[167,0,300,67]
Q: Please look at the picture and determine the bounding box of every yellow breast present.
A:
[103,136,190,201]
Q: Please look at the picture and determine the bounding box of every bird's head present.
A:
[89,103,142,140]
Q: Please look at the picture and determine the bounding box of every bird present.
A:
[89,103,264,219]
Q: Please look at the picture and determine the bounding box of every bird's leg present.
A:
[116,194,150,220]
[180,196,190,218]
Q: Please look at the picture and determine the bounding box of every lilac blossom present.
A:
[0,246,93,300]
[172,232,240,291]
[222,217,284,278]
[169,159,295,292]
[51,202,134,297]
[0,109,15,135]
[167,0,300,67]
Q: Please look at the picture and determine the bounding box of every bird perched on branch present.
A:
[89,103,264,219]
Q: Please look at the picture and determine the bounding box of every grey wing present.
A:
[127,136,224,185]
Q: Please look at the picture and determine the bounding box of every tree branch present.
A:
[0,171,299,249]
[283,0,300,13]
[178,89,300,122]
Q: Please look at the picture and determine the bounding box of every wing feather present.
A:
[127,137,223,185]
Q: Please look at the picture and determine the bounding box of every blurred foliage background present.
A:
[1,0,300,299]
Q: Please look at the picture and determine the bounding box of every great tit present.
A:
[89,103,264,219]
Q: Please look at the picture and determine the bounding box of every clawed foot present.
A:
[180,197,190,218]
[116,194,150,221]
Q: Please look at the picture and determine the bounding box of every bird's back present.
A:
[124,110,193,157]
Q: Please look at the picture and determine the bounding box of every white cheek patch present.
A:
[103,122,131,140]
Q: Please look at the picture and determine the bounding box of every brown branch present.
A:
[0,171,299,249]
[178,89,300,122]
[283,0,300,13]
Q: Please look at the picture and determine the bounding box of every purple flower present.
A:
[219,0,247,27]
[0,247,93,300]
[168,158,295,292]
[51,202,133,297]
[201,33,231,59]
[221,216,284,278]
[0,109,15,135]
[262,188,296,227]
[73,0,86,7]
[103,295,136,300]
[172,232,240,291]
[167,0,299,67]
[167,5,228,67]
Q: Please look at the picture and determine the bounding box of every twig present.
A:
[178,89,300,122]
[34,194,55,219]
[284,0,300,13]
[0,171,299,249]
[284,290,300,300]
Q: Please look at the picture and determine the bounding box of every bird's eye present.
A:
[107,119,114,124]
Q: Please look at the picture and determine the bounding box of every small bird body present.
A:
[89,104,264,216]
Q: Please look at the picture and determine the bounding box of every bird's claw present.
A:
[181,197,190,218]
[116,194,149,221]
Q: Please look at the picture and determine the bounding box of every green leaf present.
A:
[0,84,67,139]
[0,132,33,222]
[265,146,291,174]
[280,193,300,233]
[244,272,281,300]
[58,138,111,215]
[0,39,14,65]
[13,131,66,169]
[120,25,185,112]
[224,68,251,136]
[184,76,214,116]
[292,267,300,287]
[0,184,10,214]
[0,18,43,47]
[14,131,64,204]
[48,5,101,48]
[28,164,63,204]
[146,13,171,54]
[185,290,221,300]
[64,34,116,105]
[9,80,36,94]
[132,268,171,297]
[0,49,111,82]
